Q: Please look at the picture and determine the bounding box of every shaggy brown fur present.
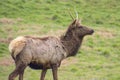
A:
[61,19,94,57]
[8,19,94,80]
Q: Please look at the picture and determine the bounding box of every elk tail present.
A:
[9,36,26,60]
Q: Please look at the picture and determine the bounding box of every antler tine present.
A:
[67,8,74,20]
[74,9,78,20]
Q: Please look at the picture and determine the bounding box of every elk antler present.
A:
[68,8,75,20]
[67,8,79,20]
[74,9,78,20]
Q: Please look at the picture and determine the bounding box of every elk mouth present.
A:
[89,30,94,35]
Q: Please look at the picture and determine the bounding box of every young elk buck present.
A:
[8,11,94,80]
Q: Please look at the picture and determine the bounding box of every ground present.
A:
[0,0,120,80]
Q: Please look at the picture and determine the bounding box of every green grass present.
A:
[0,0,120,80]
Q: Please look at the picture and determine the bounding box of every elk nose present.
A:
[90,29,94,34]
[91,30,94,33]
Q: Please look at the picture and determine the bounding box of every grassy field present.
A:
[0,0,120,80]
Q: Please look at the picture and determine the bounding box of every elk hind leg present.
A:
[8,63,27,80]
[19,65,26,80]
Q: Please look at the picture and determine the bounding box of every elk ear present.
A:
[79,19,81,24]
[70,19,81,29]
[72,19,81,26]
[72,20,77,25]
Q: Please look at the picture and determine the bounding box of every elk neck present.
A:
[60,31,84,57]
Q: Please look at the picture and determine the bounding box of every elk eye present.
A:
[78,26,83,28]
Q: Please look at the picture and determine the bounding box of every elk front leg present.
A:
[51,64,58,80]
[40,69,47,80]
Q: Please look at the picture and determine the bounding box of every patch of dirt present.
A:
[40,29,65,39]
[61,57,78,67]
[0,37,13,44]
[0,57,14,66]
[45,29,65,37]
[0,18,23,24]
[96,30,115,38]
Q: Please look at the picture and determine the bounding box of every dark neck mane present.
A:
[60,30,83,57]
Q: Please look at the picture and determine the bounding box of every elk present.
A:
[8,11,94,80]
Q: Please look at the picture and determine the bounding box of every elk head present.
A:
[69,19,94,38]
[66,10,94,39]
